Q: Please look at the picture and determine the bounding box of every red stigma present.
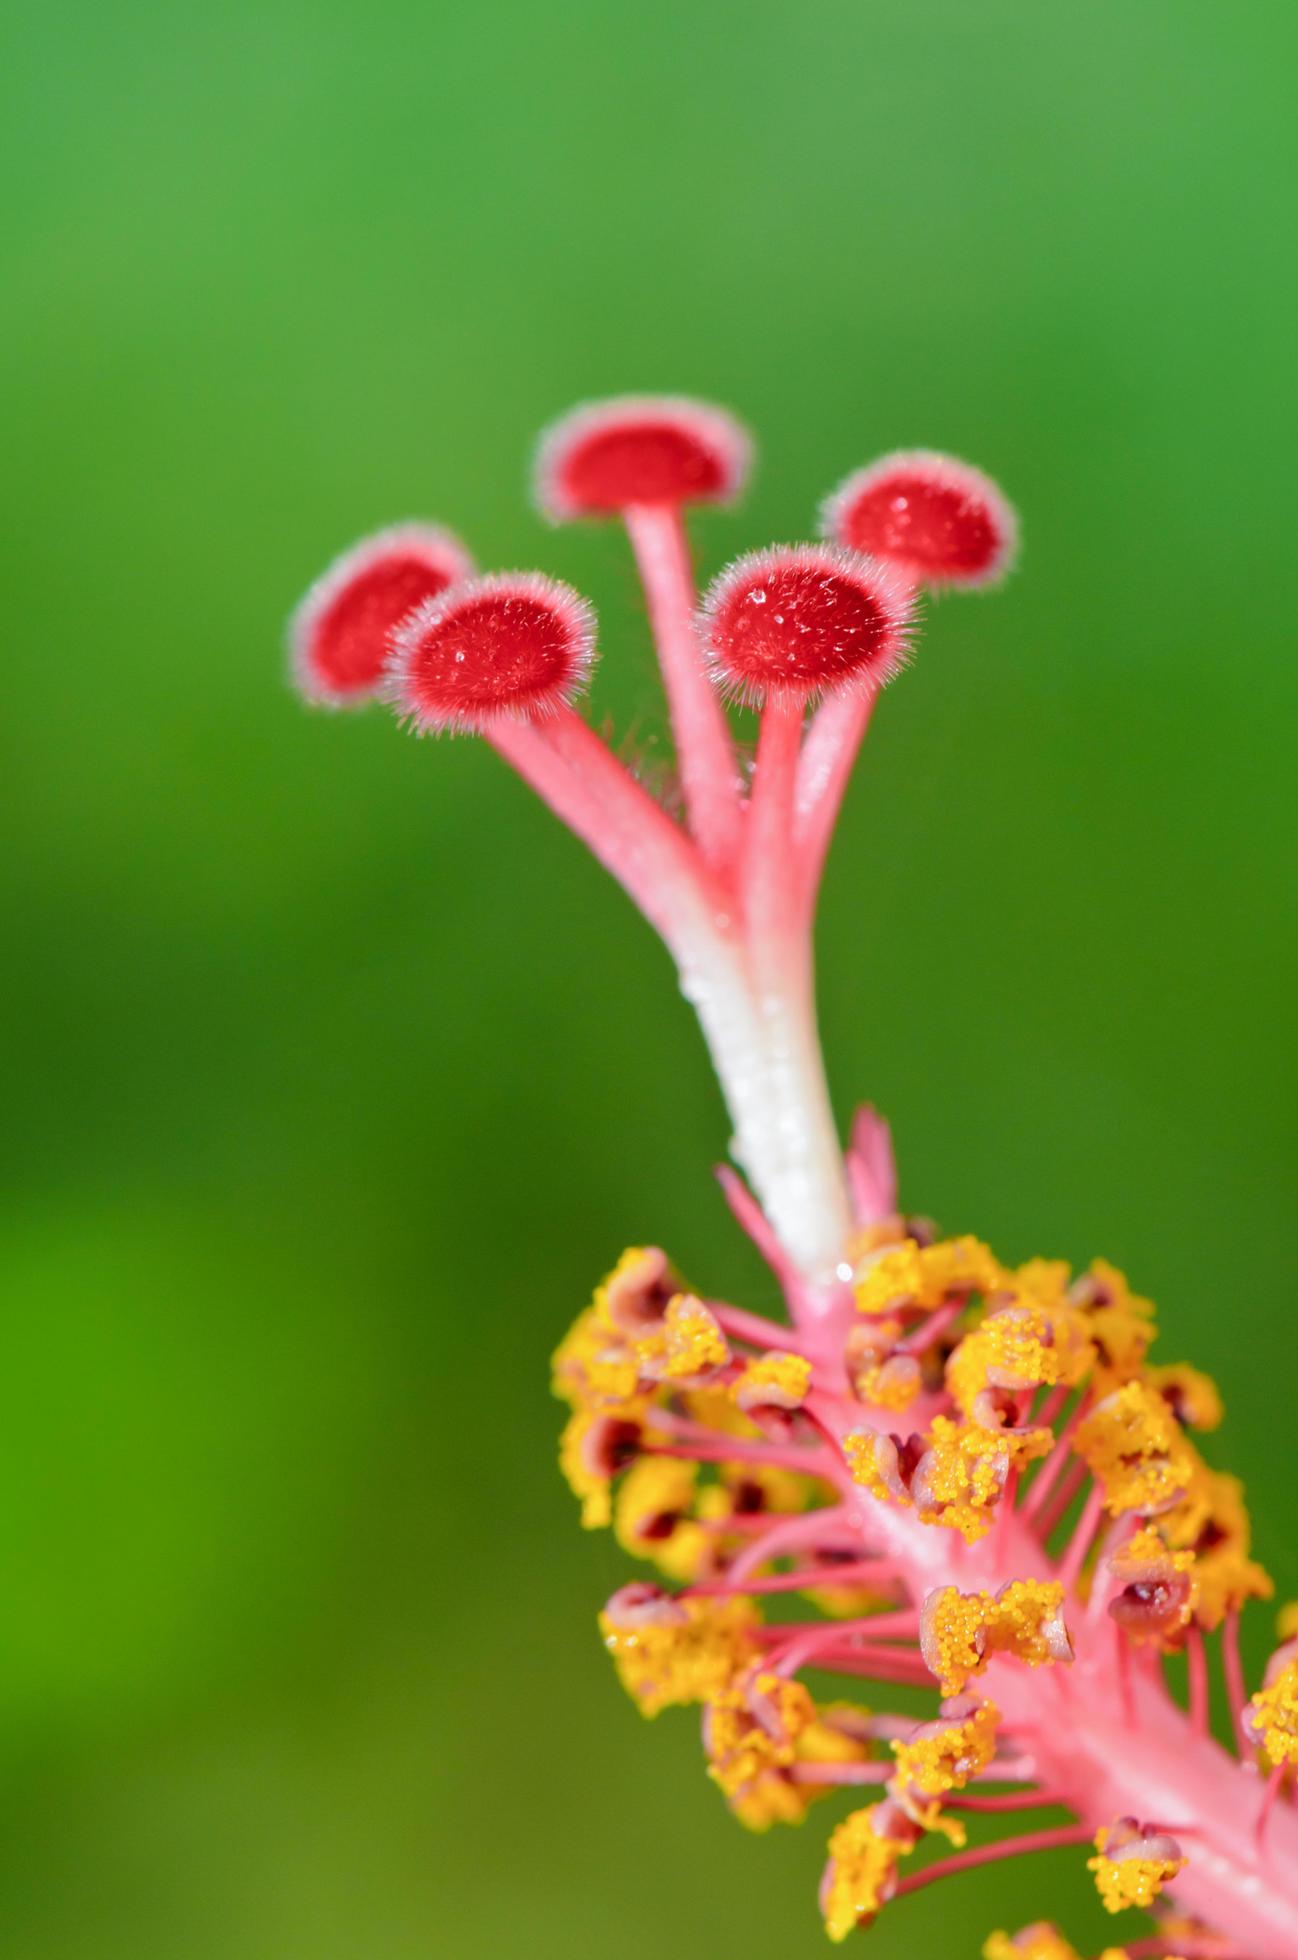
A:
[822,451,1017,590]
[289,524,474,705]
[386,573,596,733]
[702,545,914,704]
[536,395,751,520]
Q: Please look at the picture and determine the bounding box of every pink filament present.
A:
[624,503,743,869]
[889,1823,1096,1899]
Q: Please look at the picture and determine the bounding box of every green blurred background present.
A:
[4,1,1297,1953]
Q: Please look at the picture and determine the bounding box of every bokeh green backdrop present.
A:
[5,2,1297,1954]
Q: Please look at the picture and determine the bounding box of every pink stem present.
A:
[623,502,743,869]
[712,1168,804,1309]
[1022,1399,1087,1521]
[1121,1943,1252,1960]
[844,1142,881,1224]
[1222,1611,1249,1756]
[698,1512,784,1536]
[790,1761,891,1786]
[846,1102,898,1217]
[544,710,725,904]
[1034,1454,1090,1541]
[725,1510,853,1583]
[1057,1483,1106,1593]
[1117,1626,1138,1727]
[686,1560,893,1599]
[771,1627,876,1677]
[944,1790,1067,1813]
[489,712,719,949]
[744,693,805,946]
[896,1298,966,1356]
[1032,1383,1071,1430]
[710,1297,815,1355]
[889,1823,1095,1899]
[1257,1762,1287,1848]
[792,686,878,913]
[792,1648,933,1687]
[763,1610,921,1644]
[1187,1626,1210,1735]
[645,1440,843,1482]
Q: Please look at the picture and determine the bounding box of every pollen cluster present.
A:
[554,1203,1273,1946]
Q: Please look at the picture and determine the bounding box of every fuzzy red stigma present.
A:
[289,523,474,706]
[701,544,914,704]
[822,451,1017,590]
[385,572,596,733]
[535,395,751,521]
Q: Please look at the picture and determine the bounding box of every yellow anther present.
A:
[891,1701,998,1797]
[1013,1259,1072,1302]
[854,1240,928,1317]
[594,1244,678,1332]
[947,1300,1087,1418]
[1106,1528,1197,1645]
[1087,1823,1185,1913]
[732,1351,812,1410]
[635,1292,729,1381]
[916,1417,1003,1539]
[917,1417,1050,1543]
[855,1235,1003,1317]
[983,1928,1085,1960]
[1089,1855,1179,1911]
[599,1594,760,1717]
[612,1457,710,1581]
[1146,1362,1224,1432]
[1277,1602,1298,1642]
[705,1672,818,1828]
[1160,1464,1272,1630]
[822,1807,913,1942]
[995,1578,1072,1666]
[846,1415,1047,1542]
[712,1695,878,1828]
[1075,1381,1194,1516]
[681,1385,762,1439]
[904,1798,967,1845]
[1073,1260,1157,1387]
[1247,1657,1298,1768]
[921,1583,1069,1693]
[558,1407,644,1528]
[853,1355,922,1414]
[920,1588,994,1695]
[843,1428,906,1507]
[551,1304,641,1411]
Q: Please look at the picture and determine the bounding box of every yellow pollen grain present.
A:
[636,1292,729,1381]
[855,1235,1003,1317]
[917,1418,1050,1543]
[1247,1657,1298,1767]
[891,1701,998,1797]
[1146,1361,1224,1432]
[733,1351,811,1407]
[551,1304,641,1411]
[1075,1381,1194,1516]
[923,1588,996,1695]
[1088,1845,1185,1914]
[612,1457,709,1581]
[983,1928,1086,1960]
[1159,1464,1272,1630]
[599,1594,760,1718]
[822,1808,910,1942]
[923,1583,1068,1693]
